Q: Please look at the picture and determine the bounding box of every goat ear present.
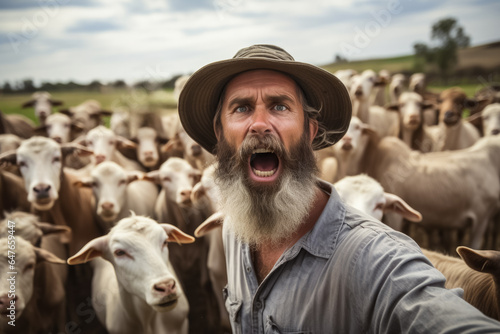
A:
[361,124,376,136]
[59,108,72,116]
[143,170,160,184]
[0,150,17,167]
[457,246,500,275]
[61,143,94,158]
[48,99,63,106]
[385,103,399,111]
[116,136,137,149]
[67,235,109,265]
[22,100,36,108]
[194,212,224,238]
[422,101,435,110]
[383,193,422,222]
[35,247,66,264]
[35,222,72,244]
[98,110,113,117]
[126,171,142,183]
[34,125,48,136]
[71,123,85,133]
[192,170,202,184]
[465,99,477,110]
[191,182,206,204]
[161,224,195,244]
[157,136,169,145]
[73,177,94,188]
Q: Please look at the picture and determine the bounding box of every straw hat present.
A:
[178,44,351,153]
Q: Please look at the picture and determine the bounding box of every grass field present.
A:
[0,89,178,125]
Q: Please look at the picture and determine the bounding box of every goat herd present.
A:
[0,70,499,333]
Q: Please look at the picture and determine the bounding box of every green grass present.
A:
[0,89,178,125]
[321,55,416,75]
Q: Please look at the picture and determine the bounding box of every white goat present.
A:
[68,215,194,334]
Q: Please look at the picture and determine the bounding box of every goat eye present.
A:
[118,179,127,186]
[114,249,127,257]
[23,262,35,273]
[109,140,115,145]
[53,157,61,163]
[18,161,27,168]
[163,176,171,182]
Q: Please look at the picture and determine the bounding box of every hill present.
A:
[320,40,500,76]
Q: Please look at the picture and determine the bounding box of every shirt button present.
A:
[255,301,262,309]
[246,266,251,273]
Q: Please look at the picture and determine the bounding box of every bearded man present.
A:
[178,44,500,333]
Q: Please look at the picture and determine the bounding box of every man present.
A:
[178,44,500,333]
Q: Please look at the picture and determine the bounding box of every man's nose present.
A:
[249,108,272,135]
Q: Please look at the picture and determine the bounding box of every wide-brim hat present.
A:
[178,44,352,153]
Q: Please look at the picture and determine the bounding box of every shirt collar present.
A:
[285,179,346,259]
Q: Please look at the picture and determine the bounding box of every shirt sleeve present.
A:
[340,224,500,334]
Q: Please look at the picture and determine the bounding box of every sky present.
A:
[0,0,498,87]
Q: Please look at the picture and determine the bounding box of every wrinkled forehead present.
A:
[17,137,60,159]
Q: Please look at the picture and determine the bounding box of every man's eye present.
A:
[235,106,248,113]
[274,104,288,112]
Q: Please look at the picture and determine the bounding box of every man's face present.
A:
[217,69,317,187]
[214,70,319,246]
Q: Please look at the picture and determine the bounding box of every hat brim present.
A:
[178,57,352,153]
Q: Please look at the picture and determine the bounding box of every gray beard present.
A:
[214,132,319,247]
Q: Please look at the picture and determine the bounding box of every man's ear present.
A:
[214,121,222,142]
[308,119,319,144]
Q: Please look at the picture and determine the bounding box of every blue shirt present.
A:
[223,180,500,333]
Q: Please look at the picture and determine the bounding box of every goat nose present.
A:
[144,150,153,157]
[354,89,363,97]
[191,144,202,157]
[492,129,500,135]
[101,202,114,211]
[0,294,16,309]
[33,184,51,197]
[180,189,192,199]
[95,155,106,164]
[154,279,176,296]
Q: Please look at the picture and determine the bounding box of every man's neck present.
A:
[251,186,329,283]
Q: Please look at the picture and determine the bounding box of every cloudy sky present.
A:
[0,0,498,86]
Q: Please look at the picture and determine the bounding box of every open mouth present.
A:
[250,148,279,177]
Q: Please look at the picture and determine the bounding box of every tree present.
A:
[413,17,470,78]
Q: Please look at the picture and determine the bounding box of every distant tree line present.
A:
[1,74,185,94]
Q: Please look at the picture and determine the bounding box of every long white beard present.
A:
[217,166,317,247]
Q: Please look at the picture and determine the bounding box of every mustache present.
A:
[238,134,286,162]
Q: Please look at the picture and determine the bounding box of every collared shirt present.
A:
[223,180,500,334]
